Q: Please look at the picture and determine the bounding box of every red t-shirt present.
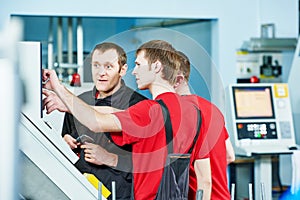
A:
[111,92,201,200]
[183,95,231,200]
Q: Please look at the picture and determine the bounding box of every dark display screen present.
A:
[232,86,275,119]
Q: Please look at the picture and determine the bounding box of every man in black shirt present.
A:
[60,42,146,199]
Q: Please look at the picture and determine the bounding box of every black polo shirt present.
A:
[61,80,146,200]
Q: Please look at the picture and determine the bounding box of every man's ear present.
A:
[154,61,162,73]
[119,64,128,77]
[174,74,185,89]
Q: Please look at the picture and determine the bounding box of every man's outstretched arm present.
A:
[42,69,121,133]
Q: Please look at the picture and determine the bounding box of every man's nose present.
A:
[97,66,106,75]
[132,65,137,75]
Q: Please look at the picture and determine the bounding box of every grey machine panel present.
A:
[19,113,100,200]
[17,41,103,200]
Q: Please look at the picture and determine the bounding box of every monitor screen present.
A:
[232,86,275,119]
[19,41,43,120]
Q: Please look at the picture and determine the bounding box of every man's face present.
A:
[132,51,156,90]
[91,49,126,97]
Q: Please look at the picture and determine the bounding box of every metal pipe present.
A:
[67,17,73,64]
[76,17,83,78]
[112,181,116,200]
[47,17,53,69]
[57,17,63,64]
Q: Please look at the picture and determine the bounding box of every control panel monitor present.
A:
[233,86,275,120]
[226,83,296,156]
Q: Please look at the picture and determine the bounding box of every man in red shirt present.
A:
[42,40,207,199]
[174,51,235,200]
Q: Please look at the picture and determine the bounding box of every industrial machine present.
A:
[226,83,297,200]
[18,41,101,200]
[236,51,285,83]
[236,24,297,84]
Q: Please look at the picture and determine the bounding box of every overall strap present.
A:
[157,99,173,153]
[188,106,202,154]
[157,100,202,154]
